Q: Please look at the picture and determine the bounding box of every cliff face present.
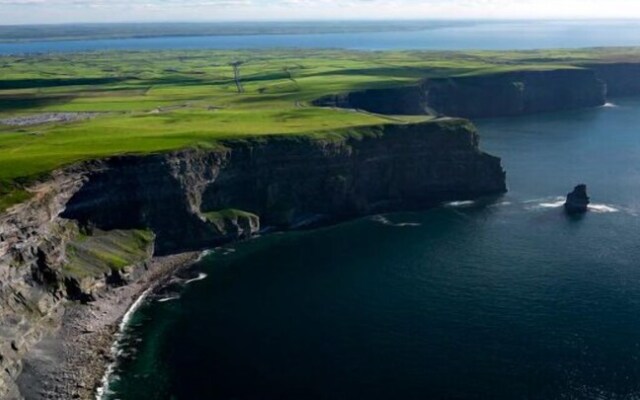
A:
[423,69,606,118]
[0,168,89,399]
[0,167,155,399]
[62,120,506,255]
[314,68,610,118]
[588,63,640,97]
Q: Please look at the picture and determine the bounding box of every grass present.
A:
[0,184,30,211]
[63,229,155,279]
[204,209,259,235]
[1,47,640,210]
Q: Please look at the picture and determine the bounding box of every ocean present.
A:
[2,20,640,54]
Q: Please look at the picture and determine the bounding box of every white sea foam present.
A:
[603,102,618,108]
[445,200,476,208]
[96,288,152,400]
[523,197,565,210]
[525,196,622,214]
[523,198,547,204]
[490,201,513,208]
[371,215,421,227]
[185,273,208,285]
[196,249,215,262]
[538,198,566,208]
[588,204,620,213]
[118,289,150,332]
[157,295,181,303]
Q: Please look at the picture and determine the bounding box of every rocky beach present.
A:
[15,252,200,400]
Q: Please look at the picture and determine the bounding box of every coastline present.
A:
[16,252,202,400]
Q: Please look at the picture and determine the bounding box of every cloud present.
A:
[0,0,253,5]
[2,0,640,23]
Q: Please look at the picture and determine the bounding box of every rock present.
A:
[314,69,607,118]
[565,184,590,214]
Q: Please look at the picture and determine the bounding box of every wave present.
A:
[185,273,208,285]
[196,249,215,262]
[118,289,150,339]
[588,204,620,213]
[96,288,152,400]
[524,196,622,214]
[445,200,476,208]
[523,197,564,211]
[537,197,566,209]
[371,215,421,227]
[157,295,180,303]
[603,102,618,108]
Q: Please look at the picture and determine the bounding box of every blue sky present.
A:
[1,0,639,24]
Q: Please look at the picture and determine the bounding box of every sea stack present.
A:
[564,184,590,214]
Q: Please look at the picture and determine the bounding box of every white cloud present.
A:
[1,0,640,23]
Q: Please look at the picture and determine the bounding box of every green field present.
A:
[1,47,640,210]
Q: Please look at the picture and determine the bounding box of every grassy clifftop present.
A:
[1,47,640,209]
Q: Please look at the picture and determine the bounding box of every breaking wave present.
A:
[445,200,476,208]
[185,273,208,285]
[96,288,152,400]
[157,295,181,303]
[524,196,621,214]
[588,204,620,213]
[371,215,421,227]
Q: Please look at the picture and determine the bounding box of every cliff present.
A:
[422,69,606,118]
[588,63,640,97]
[0,167,156,399]
[62,120,505,254]
[314,67,626,118]
[0,119,505,398]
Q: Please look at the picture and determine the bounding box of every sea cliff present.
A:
[0,119,505,399]
[62,120,505,254]
[588,63,640,97]
[314,64,640,118]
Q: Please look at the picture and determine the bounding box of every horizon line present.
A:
[2,18,640,27]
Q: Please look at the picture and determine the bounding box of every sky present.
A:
[2,0,640,25]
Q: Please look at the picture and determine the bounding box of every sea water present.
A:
[2,20,640,54]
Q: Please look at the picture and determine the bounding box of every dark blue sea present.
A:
[102,96,640,399]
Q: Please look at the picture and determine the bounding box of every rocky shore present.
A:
[16,252,200,400]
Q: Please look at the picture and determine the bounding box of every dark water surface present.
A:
[2,20,640,54]
[106,99,640,399]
